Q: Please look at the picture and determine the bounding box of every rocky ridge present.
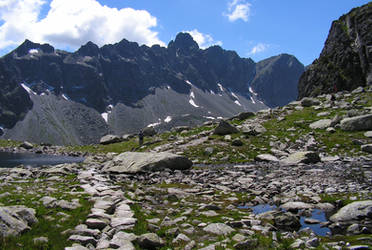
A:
[0,33,304,145]
[298,2,372,98]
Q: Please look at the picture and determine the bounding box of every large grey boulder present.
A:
[255,154,279,162]
[137,233,164,249]
[240,123,267,136]
[281,151,320,165]
[100,134,122,145]
[213,120,239,135]
[281,202,313,212]
[102,152,193,174]
[274,212,301,231]
[340,114,372,131]
[330,200,372,222]
[301,97,320,107]
[203,223,235,235]
[0,205,38,237]
[309,119,332,129]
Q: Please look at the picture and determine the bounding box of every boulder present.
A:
[330,200,372,222]
[233,112,255,121]
[281,151,320,165]
[274,212,301,231]
[213,120,239,135]
[255,154,279,162]
[143,127,157,136]
[102,152,193,174]
[364,131,372,138]
[361,144,372,153]
[300,97,320,107]
[309,119,332,129]
[137,233,164,249]
[240,123,267,136]
[0,205,38,237]
[281,202,313,212]
[99,134,122,145]
[340,114,372,131]
[203,223,235,235]
[20,141,33,149]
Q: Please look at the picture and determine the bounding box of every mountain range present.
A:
[0,32,304,145]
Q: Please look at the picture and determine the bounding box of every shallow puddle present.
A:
[238,204,331,236]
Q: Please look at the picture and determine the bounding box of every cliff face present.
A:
[298,3,372,98]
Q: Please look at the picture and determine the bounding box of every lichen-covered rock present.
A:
[281,151,320,165]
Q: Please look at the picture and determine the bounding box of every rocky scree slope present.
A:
[298,2,372,98]
[0,33,303,145]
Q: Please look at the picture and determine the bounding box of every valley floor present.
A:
[0,86,372,249]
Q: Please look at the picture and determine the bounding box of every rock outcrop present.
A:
[298,3,372,98]
[102,152,193,173]
[0,205,38,237]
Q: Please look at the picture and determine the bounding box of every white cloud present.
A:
[0,0,165,51]
[184,29,222,49]
[225,0,251,22]
[249,43,270,55]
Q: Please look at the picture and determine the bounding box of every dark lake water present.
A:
[238,204,331,236]
[0,151,85,168]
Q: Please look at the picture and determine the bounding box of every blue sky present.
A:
[0,0,370,65]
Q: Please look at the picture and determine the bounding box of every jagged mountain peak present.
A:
[77,41,100,57]
[11,39,55,57]
[168,32,199,54]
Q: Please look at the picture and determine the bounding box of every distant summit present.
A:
[298,2,372,98]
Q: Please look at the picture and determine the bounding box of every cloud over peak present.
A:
[225,0,252,22]
[0,0,165,51]
[184,29,222,49]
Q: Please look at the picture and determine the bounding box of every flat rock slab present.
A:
[255,154,279,162]
[203,223,235,235]
[309,119,332,129]
[281,202,313,212]
[281,151,320,165]
[102,152,192,174]
[330,200,372,222]
[0,205,38,237]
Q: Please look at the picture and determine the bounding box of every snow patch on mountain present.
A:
[28,49,39,54]
[234,100,242,106]
[101,113,108,122]
[21,83,36,95]
[189,99,199,108]
[62,94,70,100]
[164,116,172,123]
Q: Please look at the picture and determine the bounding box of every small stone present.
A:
[85,218,108,230]
[172,233,191,244]
[231,139,243,146]
[33,236,48,245]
